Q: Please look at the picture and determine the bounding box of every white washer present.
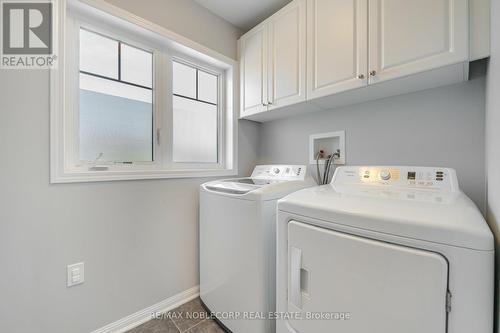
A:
[200,165,314,333]
[276,166,494,333]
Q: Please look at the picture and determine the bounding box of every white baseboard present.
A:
[90,285,200,333]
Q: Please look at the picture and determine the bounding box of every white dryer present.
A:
[200,165,314,333]
[276,166,494,333]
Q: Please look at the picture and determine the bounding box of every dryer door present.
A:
[287,221,448,333]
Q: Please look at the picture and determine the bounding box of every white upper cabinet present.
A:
[239,0,306,116]
[268,0,306,110]
[368,0,468,84]
[307,0,368,99]
[469,0,490,61]
[239,0,478,121]
[239,25,268,117]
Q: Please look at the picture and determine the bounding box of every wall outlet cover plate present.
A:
[67,262,85,287]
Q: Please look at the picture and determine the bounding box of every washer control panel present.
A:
[332,166,459,192]
[251,165,307,180]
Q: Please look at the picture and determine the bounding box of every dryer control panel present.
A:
[332,166,459,192]
[251,165,307,181]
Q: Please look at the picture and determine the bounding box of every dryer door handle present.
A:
[290,247,302,308]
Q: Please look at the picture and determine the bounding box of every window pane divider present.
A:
[173,93,217,106]
[79,70,152,90]
[118,41,121,81]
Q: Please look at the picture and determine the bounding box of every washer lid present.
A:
[278,166,494,251]
[202,177,314,200]
[204,178,272,195]
[201,165,313,200]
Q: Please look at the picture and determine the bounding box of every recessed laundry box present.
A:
[276,166,494,333]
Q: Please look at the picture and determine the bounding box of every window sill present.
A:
[50,168,238,183]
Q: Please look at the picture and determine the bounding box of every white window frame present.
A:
[50,0,238,183]
[68,23,160,169]
[168,55,226,170]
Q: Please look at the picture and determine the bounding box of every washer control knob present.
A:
[379,170,391,181]
[273,168,280,174]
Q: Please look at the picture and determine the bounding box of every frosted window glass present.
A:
[80,29,118,79]
[173,96,217,163]
[121,44,153,88]
[79,75,153,162]
[173,62,196,98]
[198,71,218,104]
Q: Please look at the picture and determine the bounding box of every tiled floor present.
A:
[127,298,226,333]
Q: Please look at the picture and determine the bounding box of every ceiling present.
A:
[194,0,291,31]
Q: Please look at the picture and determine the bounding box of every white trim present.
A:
[90,285,200,333]
[50,0,67,184]
[52,169,238,183]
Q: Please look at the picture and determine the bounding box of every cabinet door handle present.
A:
[268,101,273,105]
[370,70,377,76]
[358,74,365,79]
[262,103,268,106]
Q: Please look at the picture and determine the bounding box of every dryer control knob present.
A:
[273,168,280,174]
[379,170,391,181]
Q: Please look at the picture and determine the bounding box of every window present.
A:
[172,61,218,163]
[50,1,237,183]
[79,29,154,163]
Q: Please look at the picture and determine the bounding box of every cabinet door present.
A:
[368,0,468,84]
[268,0,306,110]
[239,25,268,117]
[307,0,368,100]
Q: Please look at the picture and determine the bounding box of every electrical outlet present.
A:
[67,262,84,287]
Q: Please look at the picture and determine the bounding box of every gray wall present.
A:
[486,0,500,330]
[259,77,487,212]
[0,1,258,333]
[104,0,242,59]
